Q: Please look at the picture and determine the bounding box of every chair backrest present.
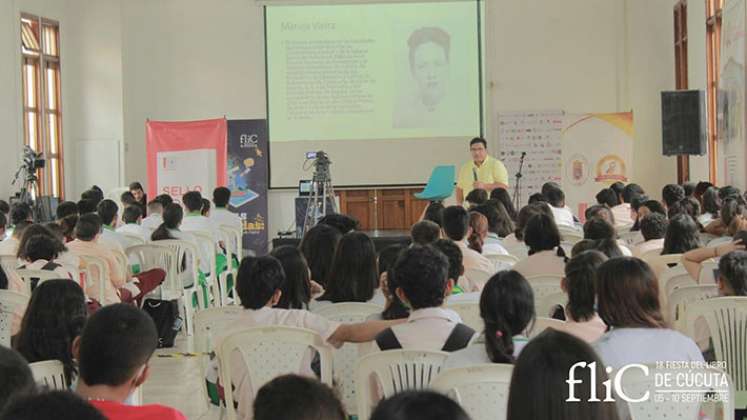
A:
[15,269,65,292]
[557,226,583,244]
[155,239,200,289]
[78,254,109,304]
[485,254,519,268]
[431,364,514,420]
[312,302,383,415]
[0,254,18,273]
[415,165,456,200]
[698,258,719,285]
[464,268,492,289]
[668,284,719,334]
[217,326,333,420]
[193,306,244,353]
[125,244,179,294]
[120,233,146,248]
[525,275,563,316]
[526,317,565,338]
[657,265,697,319]
[356,350,449,420]
[686,297,747,400]
[191,230,217,275]
[618,230,644,247]
[445,301,482,333]
[537,290,567,319]
[220,224,243,260]
[616,363,734,420]
[0,290,29,347]
[29,360,67,391]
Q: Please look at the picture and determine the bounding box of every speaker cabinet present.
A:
[661,90,707,156]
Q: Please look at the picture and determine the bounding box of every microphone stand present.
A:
[512,152,526,210]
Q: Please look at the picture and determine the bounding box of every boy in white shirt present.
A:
[141,200,164,231]
[116,206,152,242]
[210,187,242,231]
[442,206,495,291]
[96,199,127,253]
[632,213,667,258]
[542,182,576,227]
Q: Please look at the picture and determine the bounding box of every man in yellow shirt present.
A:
[456,137,509,205]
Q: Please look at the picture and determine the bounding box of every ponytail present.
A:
[484,316,516,363]
[564,250,607,322]
[480,271,535,364]
[151,203,183,241]
[467,230,483,254]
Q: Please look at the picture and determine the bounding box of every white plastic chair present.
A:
[558,226,583,244]
[0,290,29,347]
[190,230,219,308]
[525,275,563,317]
[313,302,383,415]
[125,242,179,306]
[668,284,719,334]
[431,364,513,420]
[686,297,747,410]
[464,268,492,290]
[698,258,719,285]
[215,226,239,306]
[217,326,333,420]
[446,301,482,332]
[658,265,697,319]
[616,363,734,420]
[356,350,449,420]
[619,229,644,247]
[193,306,245,354]
[120,233,146,248]
[485,254,519,268]
[78,254,109,304]
[537,290,567,319]
[148,240,202,335]
[526,317,565,338]
[29,360,67,391]
[14,269,62,293]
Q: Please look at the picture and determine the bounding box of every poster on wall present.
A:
[562,112,635,219]
[227,120,269,255]
[497,110,565,205]
[145,118,228,202]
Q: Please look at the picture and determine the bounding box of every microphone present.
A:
[472,168,478,182]
[521,152,527,158]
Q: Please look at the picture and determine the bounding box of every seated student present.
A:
[96,200,128,253]
[180,191,222,272]
[445,270,534,369]
[14,280,87,387]
[467,211,488,254]
[374,244,409,321]
[662,183,686,210]
[200,198,211,217]
[315,232,382,307]
[371,391,470,420]
[501,203,546,258]
[318,213,360,234]
[593,257,704,369]
[128,181,147,216]
[0,220,30,255]
[77,199,97,215]
[119,191,137,211]
[56,201,78,221]
[0,346,36,414]
[421,201,445,227]
[585,203,616,227]
[512,213,568,279]
[633,213,667,257]
[73,304,187,419]
[299,224,342,288]
[269,246,312,310]
[583,217,632,256]
[667,197,702,226]
[542,182,575,227]
[699,186,720,226]
[115,206,151,242]
[210,187,242,230]
[705,196,745,237]
[374,245,475,352]
[150,203,200,286]
[140,200,164,231]
[254,375,345,420]
[59,215,78,242]
[1,391,106,420]
[553,251,608,343]
[0,213,6,243]
[432,239,468,298]
[661,214,701,255]
[442,206,496,291]
[0,200,9,225]
[410,220,441,246]
[471,203,512,254]
[629,194,649,233]
[465,188,488,208]
[571,238,624,259]
[212,256,401,420]
[595,188,620,208]
[528,192,546,204]
[17,234,75,282]
[612,183,643,228]
[507,329,621,420]
[490,187,517,220]
[10,203,34,227]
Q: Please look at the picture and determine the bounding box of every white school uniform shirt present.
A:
[482,233,509,256]
[549,311,608,344]
[181,214,221,272]
[550,205,576,227]
[512,249,566,280]
[100,227,129,252]
[141,213,163,231]
[501,234,528,258]
[380,307,469,351]
[116,223,152,242]
[0,237,19,255]
[632,238,665,258]
[611,203,634,228]
[444,333,528,370]
[210,207,242,230]
[211,306,340,420]
[593,327,704,370]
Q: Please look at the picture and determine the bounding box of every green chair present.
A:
[415,165,456,201]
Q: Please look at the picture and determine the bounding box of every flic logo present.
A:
[566,362,648,403]
[240,134,259,149]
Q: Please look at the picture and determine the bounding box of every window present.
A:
[706,0,723,183]
[674,1,689,183]
[20,14,63,198]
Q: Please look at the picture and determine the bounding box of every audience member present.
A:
[59,215,78,242]
[612,183,643,227]
[661,214,700,255]
[10,203,34,227]
[512,213,567,279]
[96,199,128,252]
[699,186,720,226]
[154,193,174,208]
[501,203,546,258]
[316,231,381,306]
[141,200,164,231]
[472,203,513,253]
[465,188,488,207]
[0,346,36,413]
[490,187,517,221]
[682,181,696,198]
[77,199,97,215]
[0,391,106,420]
[371,391,471,420]
[200,198,211,217]
[115,206,151,242]
[466,211,488,254]
[56,201,78,220]
[528,192,546,204]
[595,188,619,208]
[543,182,575,227]
[633,213,667,257]
[0,220,30,255]
[376,244,409,321]
[582,217,615,241]
[432,239,467,297]
[0,200,9,223]
[299,223,342,288]
[180,191,222,272]
[318,213,360,234]
[410,220,441,245]
[120,191,137,208]
[661,183,685,209]
[151,203,200,287]
[584,204,615,226]
[422,201,445,227]
[442,206,495,290]
[269,246,312,309]
[253,375,345,420]
[210,187,242,230]
[17,234,75,281]
[128,181,147,216]
[556,251,608,342]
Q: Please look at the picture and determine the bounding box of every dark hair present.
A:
[667,197,701,221]
[236,256,285,310]
[59,215,78,242]
[465,188,488,206]
[23,234,63,262]
[408,27,451,69]
[80,188,103,206]
[514,203,546,240]
[120,191,136,206]
[371,391,470,420]
[564,251,607,322]
[506,330,621,420]
[213,187,231,207]
[0,346,35,412]
[122,205,142,224]
[432,238,463,281]
[320,232,378,303]
[0,391,106,420]
[200,198,211,216]
[682,181,696,197]
[695,181,714,198]
[300,224,342,287]
[10,203,33,225]
[147,200,163,214]
[378,245,409,321]
[640,199,667,217]
[582,217,615,241]
[720,198,746,228]
[528,192,546,204]
[597,257,666,328]
[630,194,649,231]
[595,188,619,207]
[182,191,203,212]
[394,245,448,309]
[640,213,668,241]
[15,280,87,386]
[592,238,624,258]
[481,271,535,363]
[0,200,9,215]
[154,194,174,207]
[467,211,488,254]
[55,201,78,220]
[662,214,700,255]
[0,213,5,230]
[543,183,565,207]
[702,186,720,217]
[78,304,158,386]
[254,375,345,420]
[423,201,445,227]
[523,213,561,255]
[76,199,97,215]
[622,183,644,204]
[472,203,505,237]
[442,206,470,241]
[74,213,102,241]
[318,214,360,234]
[151,203,183,241]
[662,184,686,208]
[128,181,144,192]
[16,224,66,260]
[410,220,441,245]
[490,188,517,220]
[717,250,747,296]
[96,199,119,226]
[584,204,615,226]
[610,181,625,198]
[469,136,487,148]
[270,246,311,309]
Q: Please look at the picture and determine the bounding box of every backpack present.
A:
[142,298,182,348]
[375,323,475,352]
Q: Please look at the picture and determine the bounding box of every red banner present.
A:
[146,118,228,202]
